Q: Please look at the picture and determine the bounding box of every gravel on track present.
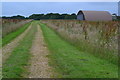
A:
[27,25,53,78]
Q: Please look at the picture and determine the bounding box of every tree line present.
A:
[2,13,120,20]
[2,13,77,20]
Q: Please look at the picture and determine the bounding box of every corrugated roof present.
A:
[77,10,112,21]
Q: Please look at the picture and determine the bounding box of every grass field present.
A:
[2,22,31,46]
[2,20,118,78]
[40,22,118,78]
[41,20,118,65]
[3,21,37,78]
[2,19,32,37]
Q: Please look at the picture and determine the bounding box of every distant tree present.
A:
[117,16,120,21]
[2,16,11,19]
[2,15,25,19]
[28,13,77,19]
[11,15,25,19]
[25,17,29,19]
[112,13,117,16]
[49,13,61,19]
[29,14,44,20]
[2,13,77,20]
[70,13,77,19]
[60,14,69,19]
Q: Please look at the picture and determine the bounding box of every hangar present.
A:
[77,10,112,21]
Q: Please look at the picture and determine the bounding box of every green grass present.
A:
[57,35,118,65]
[0,37,1,45]
[74,40,117,65]
[3,21,37,78]
[43,22,117,65]
[40,22,118,78]
[2,22,31,46]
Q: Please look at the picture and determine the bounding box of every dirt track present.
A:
[2,24,32,63]
[27,25,53,78]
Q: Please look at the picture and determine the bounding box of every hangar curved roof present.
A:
[77,10,112,21]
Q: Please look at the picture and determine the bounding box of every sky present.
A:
[1,0,120,2]
[118,1,120,16]
[2,2,119,17]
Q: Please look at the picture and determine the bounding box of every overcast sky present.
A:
[2,2,118,17]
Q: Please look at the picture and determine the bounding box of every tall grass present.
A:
[40,22,118,78]
[41,20,119,64]
[0,19,2,47]
[2,22,31,46]
[2,19,32,37]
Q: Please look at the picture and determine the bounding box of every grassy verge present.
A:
[71,39,117,64]
[2,22,31,46]
[42,22,118,65]
[40,22,118,78]
[3,21,37,78]
[55,33,117,65]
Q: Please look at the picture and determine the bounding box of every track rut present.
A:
[27,25,53,78]
[2,23,32,63]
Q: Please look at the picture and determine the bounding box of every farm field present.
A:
[2,19,32,46]
[1,20,119,78]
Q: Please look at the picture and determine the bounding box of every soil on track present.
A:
[27,25,53,78]
[2,24,32,63]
